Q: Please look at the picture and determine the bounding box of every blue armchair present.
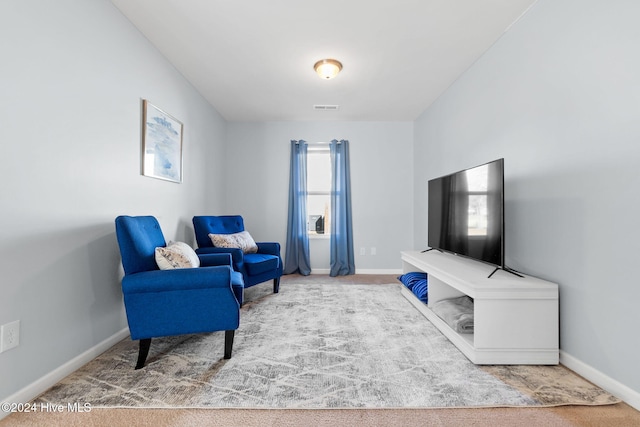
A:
[192,215,283,300]
[115,215,243,369]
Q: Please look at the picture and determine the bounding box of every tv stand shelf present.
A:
[401,250,559,365]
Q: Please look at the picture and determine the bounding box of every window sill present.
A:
[308,233,330,240]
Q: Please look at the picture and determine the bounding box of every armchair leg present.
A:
[224,330,235,359]
[135,338,152,370]
[273,277,280,294]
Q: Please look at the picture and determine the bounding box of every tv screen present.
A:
[428,159,504,267]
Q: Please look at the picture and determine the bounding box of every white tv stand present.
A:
[401,250,559,365]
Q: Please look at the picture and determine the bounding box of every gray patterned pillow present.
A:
[155,241,200,269]
[209,231,258,254]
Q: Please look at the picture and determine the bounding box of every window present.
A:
[307,146,331,235]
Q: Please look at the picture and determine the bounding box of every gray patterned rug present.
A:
[34,281,619,409]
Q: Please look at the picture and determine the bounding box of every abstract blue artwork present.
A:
[142,100,183,183]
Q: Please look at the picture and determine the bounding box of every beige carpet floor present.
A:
[3,400,640,426]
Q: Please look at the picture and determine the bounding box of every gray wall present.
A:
[414,0,640,393]
[225,121,414,272]
[0,0,227,400]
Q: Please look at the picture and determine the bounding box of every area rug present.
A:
[33,281,619,409]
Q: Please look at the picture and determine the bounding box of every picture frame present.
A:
[141,99,183,183]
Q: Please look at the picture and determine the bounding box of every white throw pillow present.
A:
[155,241,200,269]
[209,231,258,254]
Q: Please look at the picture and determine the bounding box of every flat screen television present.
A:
[428,158,505,271]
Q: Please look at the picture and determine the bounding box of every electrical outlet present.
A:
[360,247,365,256]
[370,247,377,255]
[0,320,20,353]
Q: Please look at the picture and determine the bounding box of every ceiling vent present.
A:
[313,105,340,111]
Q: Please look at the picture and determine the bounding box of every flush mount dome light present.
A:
[314,59,342,79]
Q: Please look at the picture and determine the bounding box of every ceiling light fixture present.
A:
[314,59,342,80]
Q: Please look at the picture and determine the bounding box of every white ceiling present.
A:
[110,0,537,122]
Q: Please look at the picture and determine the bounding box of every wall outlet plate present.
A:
[0,320,20,353]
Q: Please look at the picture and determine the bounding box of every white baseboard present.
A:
[356,269,402,274]
[310,269,402,275]
[560,350,640,411]
[0,327,129,421]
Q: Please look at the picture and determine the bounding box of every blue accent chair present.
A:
[115,215,242,369]
[192,215,283,301]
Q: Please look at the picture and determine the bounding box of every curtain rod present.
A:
[292,140,344,145]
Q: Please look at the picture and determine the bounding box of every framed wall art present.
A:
[141,99,183,183]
